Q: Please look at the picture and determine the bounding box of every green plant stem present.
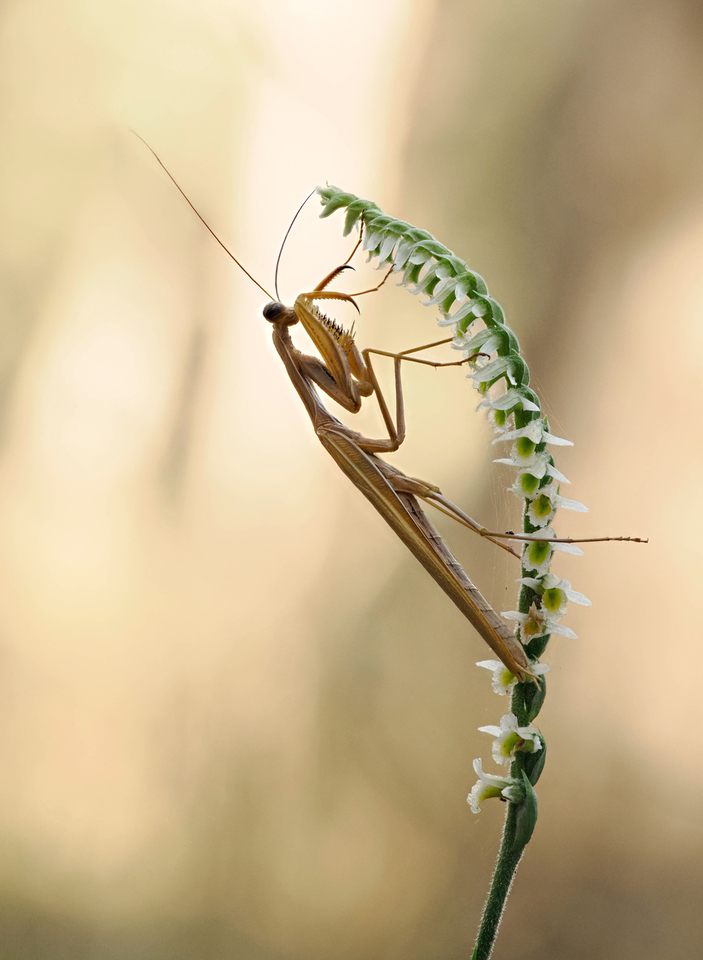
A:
[472,485,543,960]
[471,802,525,960]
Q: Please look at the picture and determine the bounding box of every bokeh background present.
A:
[1,0,702,957]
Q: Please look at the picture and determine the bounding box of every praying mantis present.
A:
[261,263,536,681]
[136,135,642,684]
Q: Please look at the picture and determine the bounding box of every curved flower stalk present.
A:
[317,185,589,960]
[316,186,586,593]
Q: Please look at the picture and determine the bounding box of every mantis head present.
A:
[263,301,298,326]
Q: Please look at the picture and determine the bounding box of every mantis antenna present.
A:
[130,130,275,301]
[273,189,317,302]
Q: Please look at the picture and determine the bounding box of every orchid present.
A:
[316,185,611,960]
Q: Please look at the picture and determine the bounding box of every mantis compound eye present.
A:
[263,301,285,322]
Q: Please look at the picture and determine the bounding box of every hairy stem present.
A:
[471,801,524,960]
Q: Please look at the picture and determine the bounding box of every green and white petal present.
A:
[468,355,513,379]
[492,420,546,445]
[519,574,570,619]
[553,492,589,513]
[479,712,543,766]
[423,276,463,306]
[496,446,552,478]
[455,328,504,358]
[526,491,558,527]
[524,527,583,557]
[436,312,459,327]
[503,604,578,642]
[519,575,546,590]
[378,231,401,262]
[541,430,573,446]
[450,297,483,325]
[518,527,583,576]
[487,406,513,433]
[476,659,518,696]
[454,277,472,302]
[522,536,556,575]
[495,420,573,448]
[536,574,591,610]
[502,607,545,642]
[525,484,588,527]
[563,584,591,606]
[510,471,544,499]
[478,388,540,415]
[543,620,578,639]
[518,585,573,619]
[467,759,523,813]
[545,586,568,617]
[551,540,585,556]
[546,462,570,484]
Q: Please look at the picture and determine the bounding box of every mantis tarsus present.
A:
[136,135,644,684]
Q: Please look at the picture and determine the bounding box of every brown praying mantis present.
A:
[262,272,536,681]
[136,135,644,684]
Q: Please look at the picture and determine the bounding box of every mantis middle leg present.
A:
[353,337,474,454]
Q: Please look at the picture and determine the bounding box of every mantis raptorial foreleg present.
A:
[311,229,394,297]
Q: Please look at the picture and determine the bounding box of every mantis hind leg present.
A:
[371,457,520,559]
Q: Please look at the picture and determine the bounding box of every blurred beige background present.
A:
[0,0,702,957]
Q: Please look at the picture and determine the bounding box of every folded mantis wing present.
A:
[317,424,532,681]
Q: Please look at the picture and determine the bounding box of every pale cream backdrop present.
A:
[0,0,701,958]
